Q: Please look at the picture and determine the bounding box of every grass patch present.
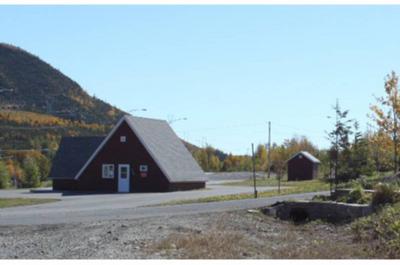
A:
[336,171,394,190]
[223,176,286,187]
[156,179,329,206]
[0,198,59,208]
[224,176,330,189]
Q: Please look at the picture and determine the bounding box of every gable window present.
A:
[102,164,114,179]
[139,165,148,178]
[140,165,148,172]
[120,136,126,143]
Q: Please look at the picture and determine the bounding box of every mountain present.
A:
[0,43,123,125]
[0,43,127,152]
[0,43,228,174]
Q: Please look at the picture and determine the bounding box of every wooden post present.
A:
[252,143,258,198]
[267,121,271,178]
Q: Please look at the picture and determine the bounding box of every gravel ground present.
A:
[0,210,370,259]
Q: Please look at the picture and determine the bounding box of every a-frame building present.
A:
[49,115,206,192]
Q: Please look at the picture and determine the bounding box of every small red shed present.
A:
[287,151,320,181]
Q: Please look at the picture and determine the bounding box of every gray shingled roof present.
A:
[125,115,206,182]
[287,151,321,164]
[48,136,104,179]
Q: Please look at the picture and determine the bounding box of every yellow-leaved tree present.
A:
[370,71,400,173]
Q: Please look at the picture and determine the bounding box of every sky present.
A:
[1,5,400,154]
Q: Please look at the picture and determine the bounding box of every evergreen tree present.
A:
[350,121,375,178]
[327,100,354,182]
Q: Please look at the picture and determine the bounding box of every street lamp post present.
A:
[128,108,147,114]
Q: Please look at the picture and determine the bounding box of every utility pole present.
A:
[394,87,398,173]
[251,143,258,198]
[267,121,271,178]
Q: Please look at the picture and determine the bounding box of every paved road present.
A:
[0,181,327,226]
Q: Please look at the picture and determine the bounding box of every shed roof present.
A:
[124,115,206,182]
[287,151,321,164]
[48,136,104,179]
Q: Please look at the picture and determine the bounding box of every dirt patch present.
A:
[0,210,373,259]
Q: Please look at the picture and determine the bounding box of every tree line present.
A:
[1,71,400,188]
[192,136,319,173]
[0,150,51,189]
[194,71,400,183]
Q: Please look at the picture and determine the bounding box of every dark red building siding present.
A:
[52,121,205,192]
[78,120,169,192]
[287,155,319,181]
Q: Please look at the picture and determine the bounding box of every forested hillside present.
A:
[0,43,245,189]
[0,43,122,124]
[0,43,124,188]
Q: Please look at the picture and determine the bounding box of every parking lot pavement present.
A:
[0,188,328,226]
[0,182,302,226]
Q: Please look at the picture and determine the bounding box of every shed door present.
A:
[118,164,130,193]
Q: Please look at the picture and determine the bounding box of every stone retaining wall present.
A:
[263,200,373,223]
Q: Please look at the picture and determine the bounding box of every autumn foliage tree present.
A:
[0,160,10,188]
[370,71,400,173]
[21,157,40,188]
[367,129,393,172]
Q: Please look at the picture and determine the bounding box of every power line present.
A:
[272,121,326,135]
[176,122,266,133]
[176,120,327,138]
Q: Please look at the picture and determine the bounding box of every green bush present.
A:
[21,157,41,188]
[336,195,348,203]
[372,183,399,206]
[311,195,331,202]
[348,186,369,204]
[352,203,400,258]
[0,161,10,189]
[357,177,375,190]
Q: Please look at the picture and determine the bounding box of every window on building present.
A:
[139,165,148,178]
[102,164,114,179]
[140,165,148,172]
[120,136,126,143]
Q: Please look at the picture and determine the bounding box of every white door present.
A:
[118,164,130,193]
